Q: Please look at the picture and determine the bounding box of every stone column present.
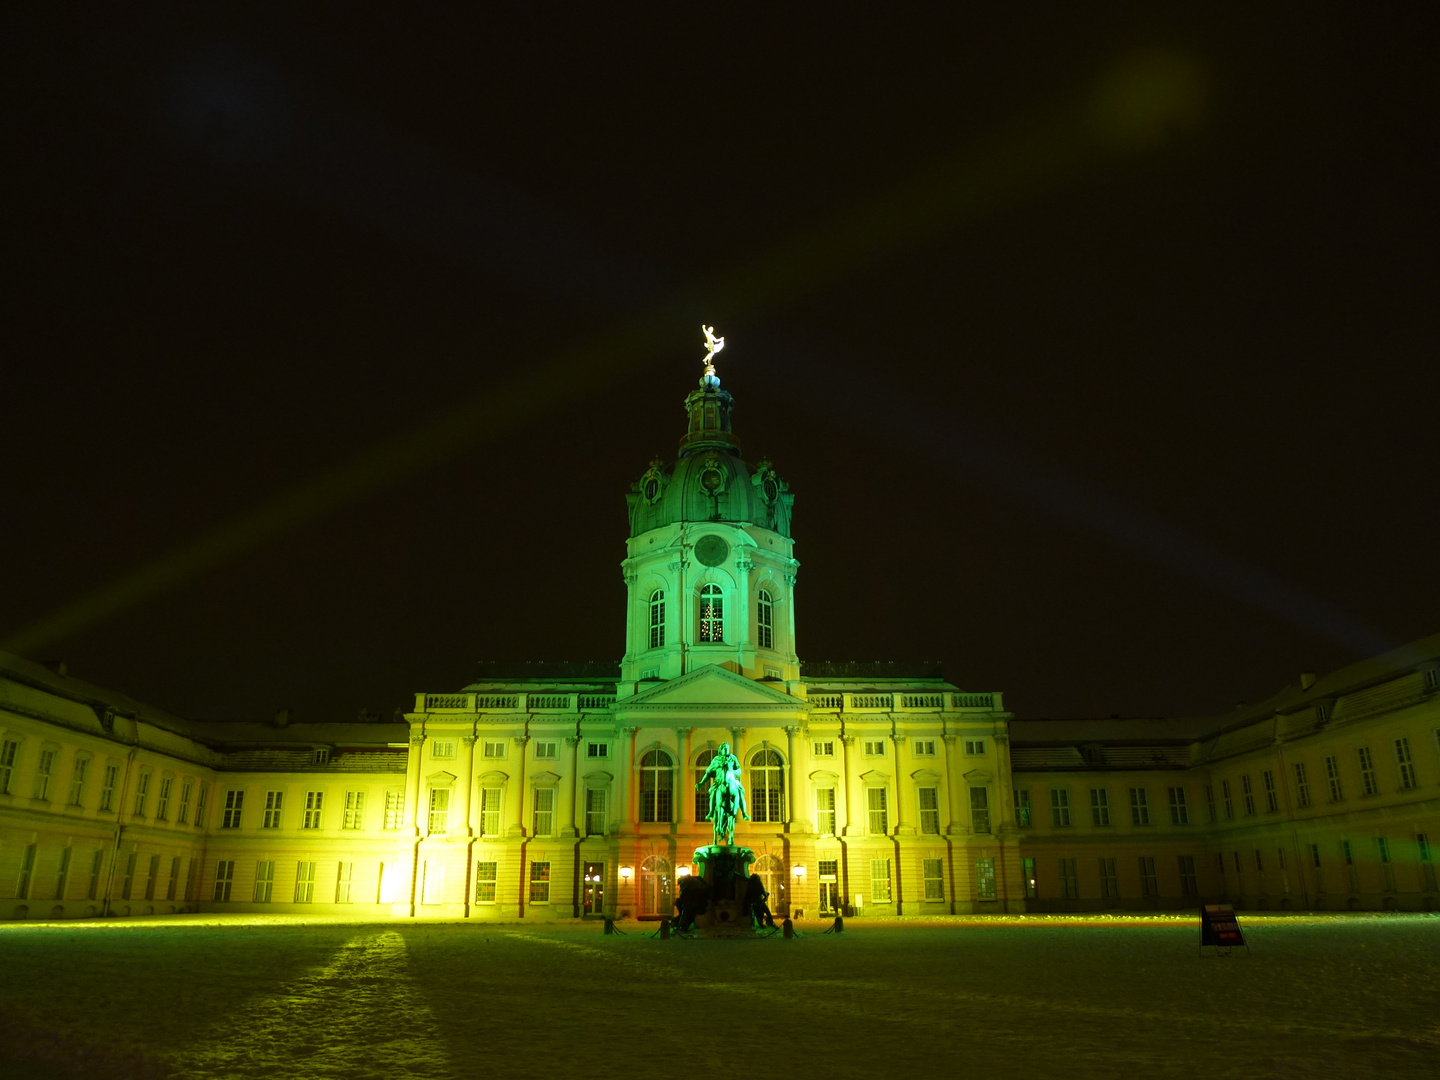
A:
[619,727,638,833]
[561,735,580,837]
[513,735,530,834]
[461,734,479,837]
[840,735,859,836]
[677,728,695,828]
[671,553,689,675]
[784,725,801,827]
[942,734,961,834]
[784,565,799,665]
[735,556,752,671]
[891,722,913,835]
[406,733,427,917]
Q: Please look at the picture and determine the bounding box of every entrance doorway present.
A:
[583,862,605,916]
[819,859,840,915]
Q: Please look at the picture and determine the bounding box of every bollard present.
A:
[604,917,615,934]
[833,915,844,933]
[660,917,671,939]
[782,918,794,939]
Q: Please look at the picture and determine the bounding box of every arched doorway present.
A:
[640,855,673,917]
[753,854,785,914]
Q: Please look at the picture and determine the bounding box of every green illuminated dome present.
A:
[626,375,793,538]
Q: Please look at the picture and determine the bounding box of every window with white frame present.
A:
[1357,747,1377,795]
[869,858,892,902]
[757,589,774,650]
[532,787,555,836]
[312,748,330,766]
[587,742,609,759]
[1293,764,1310,808]
[1014,788,1031,827]
[816,787,836,835]
[639,749,674,823]
[975,857,996,900]
[254,860,275,902]
[749,748,784,823]
[867,786,889,835]
[295,861,317,903]
[698,583,724,642]
[1099,857,1119,899]
[121,851,136,899]
[1324,756,1343,801]
[534,741,558,761]
[812,740,834,758]
[529,860,551,903]
[144,854,160,900]
[132,770,151,816]
[913,739,937,757]
[649,588,666,649]
[1262,770,1278,812]
[34,748,57,801]
[336,862,354,903]
[694,749,715,821]
[1139,856,1159,897]
[166,856,180,900]
[303,791,324,829]
[1241,774,1256,815]
[963,739,986,756]
[1050,788,1071,827]
[431,740,456,760]
[1221,778,1234,818]
[68,756,89,807]
[483,740,507,759]
[1168,786,1189,825]
[1178,854,1199,897]
[213,860,235,901]
[1204,783,1216,822]
[480,787,502,835]
[585,787,606,836]
[221,789,244,828]
[55,846,71,901]
[969,786,990,834]
[923,857,945,901]
[263,790,284,829]
[919,786,940,834]
[862,740,886,757]
[383,790,405,829]
[1129,787,1149,826]
[343,791,365,829]
[0,739,19,795]
[1090,787,1110,826]
[156,777,172,820]
[1394,737,1417,789]
[88,850,103,900]
[474,861,498,903]
[1059,857,1079,899]
[195,783,209,828]
[428,788,450,835]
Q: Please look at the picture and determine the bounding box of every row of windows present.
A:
[11,844,197,904]
[1205,739,1429,823]
[810,737,986,759]
[1022,855,1201,901]
[644,586,780,649]
[221,789,405,831]
[0,740,211,828]
[1015,785,1191,828]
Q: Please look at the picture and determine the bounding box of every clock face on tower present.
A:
[694,534,730,567]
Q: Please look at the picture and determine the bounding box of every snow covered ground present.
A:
[1,913,1437,1079]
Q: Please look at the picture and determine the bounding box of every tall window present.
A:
[585,788,607,836]
[750,748,784,823]
[68,758,89,807]
[383,790,405,829]
[694,749,715,822]
[969,787,989,834]
[640,855,672,915]
[166,856,180,900]
[1262,770,1278,812]
[530,861,552,904]
[1394,738,1417,789]
[213,860,235,901]
[1090,788,1110,826]
[1099,857,1119,899]
[867,787,888,835]
[648,589,665,649]
[88,850,103,901]
[1129,788,1149,826]
[1139,856,1159,897]
[474,861,498,903]
[973,857,994,900]
[144,854,160,900]
[639,749,674,823]
[1378,837,1395,892]
[869,858,892,903]
[254,861,275,902]
[121,852,136,899]
[336,862,354,903]
[132,771,150,816]
[428,788,450,835]
[1050,788,1071,827]
[1168,787,1189,825]
[1059,858,1078,899]
[156,777,172,821]
[343,791,365,829]
[1241,775,1255,815]
[1022,857,1037,899]
[698,583,724,642]
[1014,788,1031,827]
[221,790,244,829]
[421,861,444,905]
[1325,756,1343,801]
[480,787,502,835]
[195,783,209,828]
[816,787,837,835]
[1293,763,1311,808]
[532,788,555,836]
[1357,747,1377,796]
[924,857,945,900]
[1221,779,1233,818]
[263,791,284,829]
[303,791,324,829]
[919,787,940,834]
[55,847,71,900]
[1418,833,1437,892]
[0,740,18,795]
[757,589,774,649]
[295,862,317,903]
[1178,855,1199,896]
[34,749,56,800]
[1204,783,1215,822]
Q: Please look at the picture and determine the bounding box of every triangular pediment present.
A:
[617,664,803,713]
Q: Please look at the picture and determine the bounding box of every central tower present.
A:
[619,335,799,693]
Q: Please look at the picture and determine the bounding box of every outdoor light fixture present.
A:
[677,866,691,878]
[619,865,634,882]
[792,864,806,879]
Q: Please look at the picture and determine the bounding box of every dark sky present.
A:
[4,4,1437,724]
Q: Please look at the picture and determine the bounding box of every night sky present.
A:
[4,5,1437,724]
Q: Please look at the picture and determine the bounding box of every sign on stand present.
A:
[1199,904,1249,956]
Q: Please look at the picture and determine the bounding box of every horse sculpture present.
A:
[696,742,749,846]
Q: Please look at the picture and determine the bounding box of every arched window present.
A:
[639,749,673,823]
[694,748,715,822]
[698,583,724,643]
[750,748,785,823]
[753,853,785,913]
[648,589,665,649]
[640,855,673,916]
[757,589,774,650]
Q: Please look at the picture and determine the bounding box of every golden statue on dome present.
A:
[701,324,725,384]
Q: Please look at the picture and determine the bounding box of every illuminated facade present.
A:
[1,365,1437,920]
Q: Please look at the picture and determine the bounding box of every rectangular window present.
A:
[1099,857,1119,899]
[88,850,103,900]
[757,592,773,650]
[1241,775,1256,815]
[1358,747,1377,796]
[1090,788,1111,827]
[254,860,275,902]
[475,861,498,903]
[1394,738,1417,789]
[263,790,284,829]
[1059,857,1078,899]
[923,857,946,901]
[816,787,836,835]
[1139,856,1158,897]
[812,740,834,758]
[144,854,159,900]
[974,857,995,901]
[1178,854,1199,896]
[1221,778,1233,819]
[1022,856,1037,899]
[421,861,443,906]
[428,788,450,835]
[1129,787,1150,826]
[863,740,886,757]
[336,861,354,903]
[294,861,317,903]
[68,757,89,807]
[1293,762,1311,808]
[586,742,609,759]
[1050,788,1071,827]
[913,739,937,757]
[532,787,555,836]
[431,739,456,760]
[213,860,235,901]
[1325,755,1344,801]
[221,789,244,829]
[650,589,666,649]
[867,787,889,835]
[529,860,551,903]
[156,777,172,820]
[963,739,986,756]
[1418,833,1437,892]
[195,783,209,828]
[0,740,18,795]
[1014,788,1031,827]
[534,741,558,760]
[968,786,989,834]
[177,780,192,824]
[585,788,606,836]
[919,786,941,834]
[55,846,71,900]
[166,856,180,900]
[481,787,502,835]
[312,748,331,766]
[1378,836,1396,892]
[1204,782,1216,823]
[869,858,892,903]
[17,844,38,899]
[185,858,196,902]
[1168,786,1189,825]
[100,763,119,811]
[303,791,324,829]
[1262,770,1278,813]
[132,771,150,816]
[343,791,365,830]
[383,790,405,829]
[34,748,56,800]
[483,740,507,759]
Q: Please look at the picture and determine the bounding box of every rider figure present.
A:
[696,742,749,846]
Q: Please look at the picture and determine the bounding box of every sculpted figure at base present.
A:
[696,741,749,846]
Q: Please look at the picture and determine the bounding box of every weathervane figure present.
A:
[701,324,725,382]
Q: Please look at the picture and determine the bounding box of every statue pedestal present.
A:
[677,844,756,936]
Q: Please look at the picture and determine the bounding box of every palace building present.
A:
[2,360,1437,921]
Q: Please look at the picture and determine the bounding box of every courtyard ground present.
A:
[0,913,1436,1079]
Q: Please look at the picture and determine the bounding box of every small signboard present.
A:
[1199,904,1248,956]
